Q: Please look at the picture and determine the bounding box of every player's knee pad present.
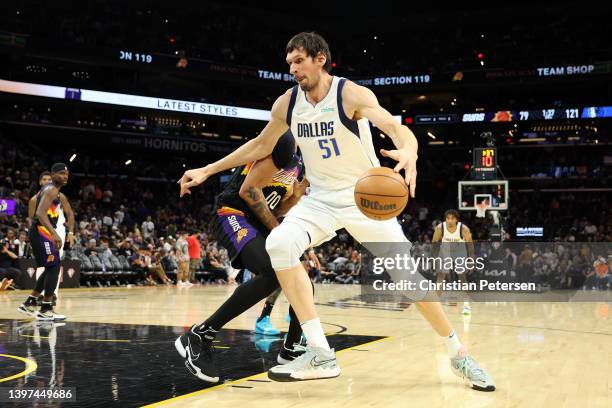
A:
[265,222,310,270]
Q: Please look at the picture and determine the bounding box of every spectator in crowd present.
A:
[205,246,227,284]
[161,242,178,278]
[187,231,201,284]
[146,245,172,285]
[129,248,148,283]
[0,238,21,288]
[84,238,98,257]
[142,215,155,240]
[583,257,611,290]
[335,267,354,284]
[117,238,135,258]
[175,232,191,287]
[16,230,31,258]
[306,249,322,282]
[346,250,362,282]
[99,237,113,264]
[505,247,517,272]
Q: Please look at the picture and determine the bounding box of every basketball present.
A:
[354,167,408,220]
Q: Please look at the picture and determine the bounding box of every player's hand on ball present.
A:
[380,147,418,197]
[178,166,209,197]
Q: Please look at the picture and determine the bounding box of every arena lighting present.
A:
[125,160,132,165]
[0,79,271,121]
[1,79,402,124]
[427,131,436,139]
[518,137,546,142]
[69,154,77,162]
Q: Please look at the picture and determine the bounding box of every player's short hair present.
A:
[271,130,296,169]
[444,209,460,221]
[286,32,332,72]
[39,171,51,180]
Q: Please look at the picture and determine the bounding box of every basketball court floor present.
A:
[1,285,611,407]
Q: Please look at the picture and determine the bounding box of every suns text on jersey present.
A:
[296,121,334,138]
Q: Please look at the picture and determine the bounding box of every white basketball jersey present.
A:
[57,201,66,237]
[287,76,379,194]
[442,222,464,243]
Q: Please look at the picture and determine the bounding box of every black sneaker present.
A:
[174,325,220,383]
[277,343,307,364]
[17,303,37,317]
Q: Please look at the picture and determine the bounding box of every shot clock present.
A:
[473,148,497,180]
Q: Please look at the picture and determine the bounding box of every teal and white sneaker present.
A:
[254,316,280,336]
[268,345,340,382]
[450,348,495,391]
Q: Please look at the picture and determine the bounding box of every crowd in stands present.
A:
[0,134,610,292]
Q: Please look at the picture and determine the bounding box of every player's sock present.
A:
[446,330,463,357]
[257,302,274,322]
[301,318,330,350]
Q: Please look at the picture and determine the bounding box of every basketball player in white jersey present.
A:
[27,171,75,306]
[432,210,474,315]
[179,32,494,391]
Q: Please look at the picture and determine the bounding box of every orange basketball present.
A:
[354,167,409,220]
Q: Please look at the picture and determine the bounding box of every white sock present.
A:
[301,318,330,350]
[446,330,463,358]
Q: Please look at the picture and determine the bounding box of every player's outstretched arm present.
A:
[343,81,418,197]
[178,91,291,197]
[239,156,282,231]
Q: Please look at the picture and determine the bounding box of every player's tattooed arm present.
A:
[239,156,281,231]
[243,186,279,230]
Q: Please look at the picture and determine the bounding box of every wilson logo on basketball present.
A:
[360,198,397,211]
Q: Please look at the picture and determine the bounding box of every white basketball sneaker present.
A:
[268,345,340,382]
[450,348,495,391]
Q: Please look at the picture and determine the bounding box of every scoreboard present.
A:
[473,148,497,180]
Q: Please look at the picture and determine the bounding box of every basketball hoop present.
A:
[475,201,489,218]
